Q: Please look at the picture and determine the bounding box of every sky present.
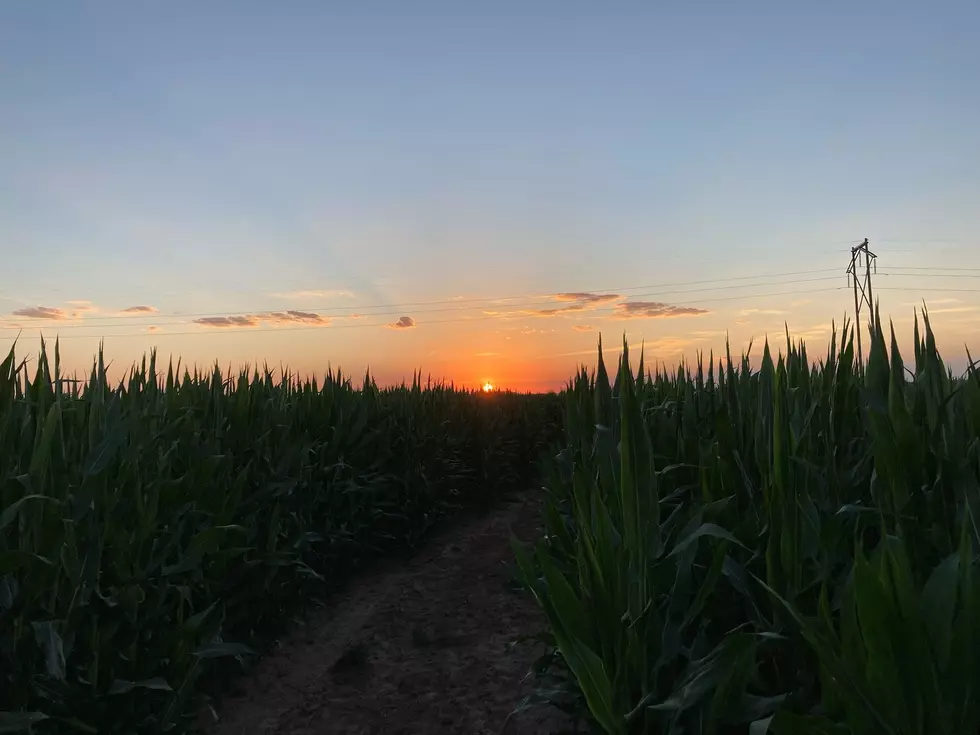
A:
[2,1,979,391]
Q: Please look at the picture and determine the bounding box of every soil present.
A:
[201,494,575,735]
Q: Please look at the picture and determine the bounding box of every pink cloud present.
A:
[388,316,416,329]
[194,315,260,328]
[553,292,620,304]
[614,302,709,319]
[192,310,331,329]
[12,306,68,320]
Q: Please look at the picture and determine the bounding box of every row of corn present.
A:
[0,342,561,733]
[516,308,980,734]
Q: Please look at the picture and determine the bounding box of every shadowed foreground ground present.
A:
[203,495,571,735]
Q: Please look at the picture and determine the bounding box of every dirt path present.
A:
[203,495,572,735]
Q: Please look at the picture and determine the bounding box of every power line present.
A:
[2,271,845,330]
[1,286,850,340]
[5,267,842,322]
[883,266,980,273]
[877,238,973,244]
[877,272,980,279]
[876,286,980,294]
[5,259,978,341]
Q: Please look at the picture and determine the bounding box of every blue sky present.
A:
[2,1,979,388]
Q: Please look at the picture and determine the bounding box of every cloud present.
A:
[614,301,709,319]
[553,292,621,305]
[11,302,162,321]
[925,306,979,315]
[12,306,69,320]
[572,324,593,332]
[269,289,354,300]
[691,329,729,338]
[194,315,259,328]
[786,324,835,341]
[739,308,787,316]
[474,351,500,356]
[525,292,622,317]
[902,298,962,307]
[262,310,328,324]
[388,316,416,329]
[488,291,622,318]
[646,336,696,353]
[147,325,158,332]
[192,310,331,329]
[532,304,588,316]
[551,342,643,358]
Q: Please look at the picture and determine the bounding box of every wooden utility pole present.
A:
[846,238,877,365]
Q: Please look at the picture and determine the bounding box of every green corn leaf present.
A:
[31,621,66,680]
[0,712,49,734]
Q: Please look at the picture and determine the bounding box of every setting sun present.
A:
[482,382,495,393]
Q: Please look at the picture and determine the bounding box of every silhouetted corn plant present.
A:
[516,308,980,734]
[0,341,561,733]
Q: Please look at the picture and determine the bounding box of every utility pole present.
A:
[846,238,878,365]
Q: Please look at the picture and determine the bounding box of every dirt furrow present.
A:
[203,496,570,735]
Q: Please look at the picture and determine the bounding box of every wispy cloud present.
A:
[646,336,696,353]
[902,298,962,307]
[388,316,416,329]
[531,304,588,316]
[614,301,709,319]
[147,325,159,332]
[474,351,500,356]
[553,292,620,305]
[12,306,69,320]
[269,289,354,300]
[572,324,593,332]
[925,306,979,315]
[739,308,787,316]
[496,291,622,318]
[550,341,643,358]
[786,324,835,341]
[264,310,328,324]
[195,315,259,328]
[691,329,729,338]
[10,302,161,321]
[193,310,330,329]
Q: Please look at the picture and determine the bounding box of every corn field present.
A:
[0,342,561,733]
[3,308,979,734]
[515,308,980,734]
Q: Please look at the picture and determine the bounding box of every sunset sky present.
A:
[2,2,979,391]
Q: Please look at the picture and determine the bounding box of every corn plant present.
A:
[516,309,980,733]
[0,341,561,733]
